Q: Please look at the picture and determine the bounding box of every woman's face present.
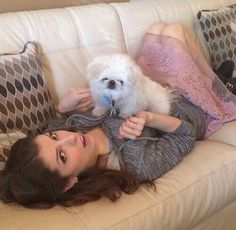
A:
[35,130,98,177]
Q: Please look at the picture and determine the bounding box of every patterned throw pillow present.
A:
[197,4,236,69]
[0,41,55,135]
[0,41,56,172]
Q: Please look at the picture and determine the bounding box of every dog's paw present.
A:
[92,107,108,117]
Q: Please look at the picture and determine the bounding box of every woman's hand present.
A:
[57,87,93,113]
[119,110,181,139]
[119,111,149,139]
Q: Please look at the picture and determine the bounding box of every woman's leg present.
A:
[160,23,206,60]
[146,22,206,60]
[146,21,166,35]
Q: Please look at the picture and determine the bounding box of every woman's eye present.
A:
[59,150,67,163]
[50,132,57,140]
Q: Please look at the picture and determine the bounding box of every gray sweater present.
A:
[48,96,206,181]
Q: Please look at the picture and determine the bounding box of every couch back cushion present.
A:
[0,0,234,104]
[0,0,228,105]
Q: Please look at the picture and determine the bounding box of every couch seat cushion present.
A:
[0,140,236,229]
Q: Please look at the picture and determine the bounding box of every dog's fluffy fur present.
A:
[86,54,173,118]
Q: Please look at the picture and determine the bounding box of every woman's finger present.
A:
[80,97,93,104]
[72,87,91,94]
[129,116,145,126]
[119,127,136,140]
[120,123,142,138]
[75,91,92,101]
[76,99,93,109]
[125,119,144,132]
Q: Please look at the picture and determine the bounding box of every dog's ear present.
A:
[86,56,108,82]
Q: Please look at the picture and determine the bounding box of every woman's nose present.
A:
[58,135,76,146]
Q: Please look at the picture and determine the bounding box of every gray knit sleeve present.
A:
[118,119,197,181]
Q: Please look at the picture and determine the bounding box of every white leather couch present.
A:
[1,0,236,229]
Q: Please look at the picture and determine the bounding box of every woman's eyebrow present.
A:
[43,133,51,139]
[43,133,61,166]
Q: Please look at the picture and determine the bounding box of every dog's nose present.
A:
[108,80,116,89]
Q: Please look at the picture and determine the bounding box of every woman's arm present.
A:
[121,123,196,181]
[119,111,181,139]
[117,110,203,181]
[104,99,205,180]
[58,87,93,113]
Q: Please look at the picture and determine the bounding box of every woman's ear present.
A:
[63,177,78,192]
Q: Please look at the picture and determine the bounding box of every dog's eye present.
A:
[118,80,124,85]
[102,78,108,81]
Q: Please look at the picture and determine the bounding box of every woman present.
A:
[0,22,229,209]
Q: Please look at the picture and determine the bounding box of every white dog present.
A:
[86,54,173,118]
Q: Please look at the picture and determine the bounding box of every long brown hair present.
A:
[0,136,154,209]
